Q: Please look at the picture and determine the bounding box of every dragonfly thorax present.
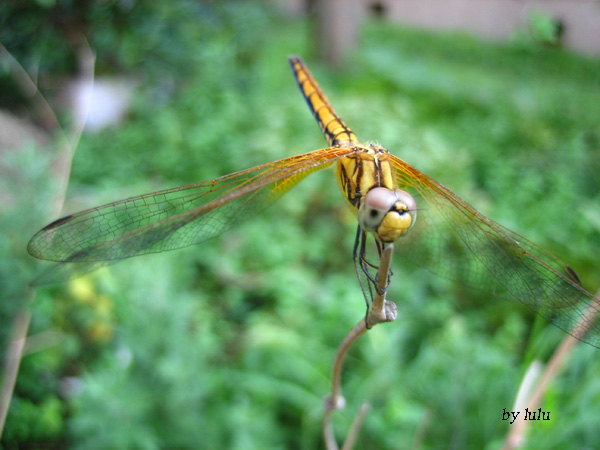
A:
[334,144,416,243]
[358,187,417,243]
[335,145,396,208]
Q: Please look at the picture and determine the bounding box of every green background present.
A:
[1,2,600,449]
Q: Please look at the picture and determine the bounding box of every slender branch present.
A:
[0,44,63,131]
[501,288,600,450]
[323,244,396,450]
[0,39,94,440]
[51,42,96,217]
[0,41,95,217]
[367,244,397,327]
[0,309,31,436]
[341,403,371,450]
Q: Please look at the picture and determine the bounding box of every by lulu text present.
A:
[502,407,550,425]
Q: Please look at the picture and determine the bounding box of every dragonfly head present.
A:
[358,187,417,243]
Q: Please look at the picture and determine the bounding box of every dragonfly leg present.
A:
[357,234,391,297]
[358,234,378,285]
[352,226,393,304]
[353,225,375,310]
[353,226,396,330]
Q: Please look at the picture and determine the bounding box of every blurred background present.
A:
[1,1,600,449]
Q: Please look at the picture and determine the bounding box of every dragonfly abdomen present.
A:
[289,56,358,147]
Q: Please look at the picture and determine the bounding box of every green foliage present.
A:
[2,3,600,449]
[510,10,565,49]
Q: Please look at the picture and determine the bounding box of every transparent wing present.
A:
[28,147,354,275]
[388,154,600,347]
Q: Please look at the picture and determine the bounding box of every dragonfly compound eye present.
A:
[359,188,417,243]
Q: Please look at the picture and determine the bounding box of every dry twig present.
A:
[323,244,396,450]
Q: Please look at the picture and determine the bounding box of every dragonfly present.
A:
[29,56,599,347]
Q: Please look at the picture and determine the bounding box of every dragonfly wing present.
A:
[388,154,600,347]
[28,147,353,269]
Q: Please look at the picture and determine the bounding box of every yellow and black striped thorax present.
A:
[336,145,396,210]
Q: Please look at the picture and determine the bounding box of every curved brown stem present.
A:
[323,245,396,450]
